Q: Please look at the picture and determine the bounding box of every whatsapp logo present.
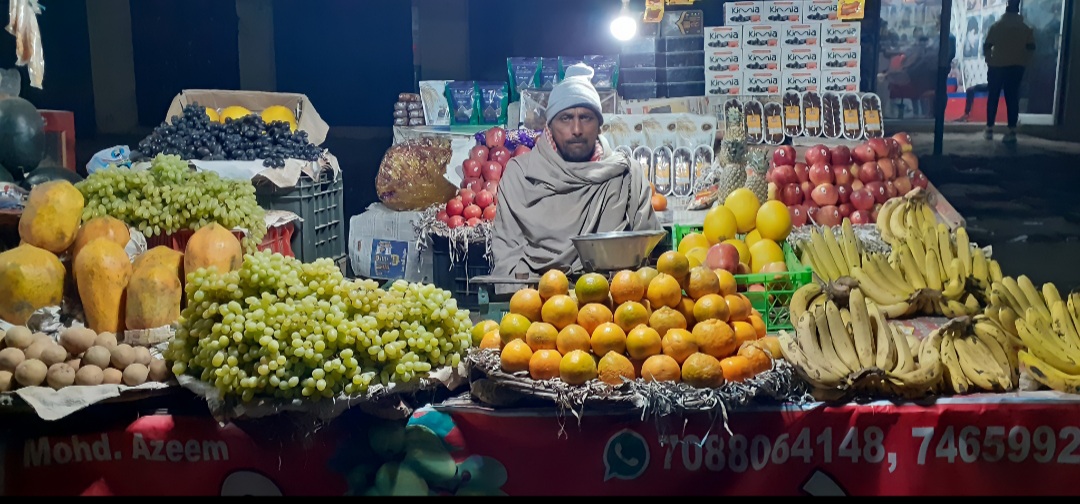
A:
[603,429,649,482]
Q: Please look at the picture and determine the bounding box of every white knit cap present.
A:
[547,63,604,126]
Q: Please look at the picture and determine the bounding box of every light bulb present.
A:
[610,14,637,41]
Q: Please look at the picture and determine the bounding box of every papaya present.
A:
[134,246,184,286]
[75,238,133,334]
[19,180,85,253]
[72,216,130,264]
[184,223,242,276]
[0,244,65,325]
[125,263,181,330]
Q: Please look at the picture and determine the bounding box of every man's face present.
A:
[549,107,600,163]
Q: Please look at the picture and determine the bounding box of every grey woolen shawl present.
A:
[491,133,660,278]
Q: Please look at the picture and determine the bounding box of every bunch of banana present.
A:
[985,275,1059,338]
[876,189,937,247]
[778,287,943,399]
[799,219,863,284]
[1011,289,1080,394]
[926,315,1019,394]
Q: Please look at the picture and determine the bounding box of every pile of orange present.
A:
[473,257,785,389]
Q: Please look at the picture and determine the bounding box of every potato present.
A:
[0,370,12,391]
[60,327,96,356]
[23,341,47,360]
[39,344,68,367]
[132,346,152,367]
[46,363,76,390]
[66,358,81,372]
[83,346,112,369]
[14,359,47,387]
[122,363,149,386]
[32,332,53,346]
[74,365,104,386]
[93,332,118,348]
[109,344,135,370]
[4,326,34,349]
[148,358,171,382]
[0,347,25,372]
[102,367,123,384]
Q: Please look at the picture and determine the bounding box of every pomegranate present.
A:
[484,180,499,194]
[851,143,877,164]
[468,178,485,193]
[475,189,495,208]
[837,184,852,204]
[482,161,504,181]
[857,162,882,184]
[816,205,842,226]
[850,209,872,224]
[461,176,481,189]
[463,159,482,179]
[850,188,875,211]
[513,145,531,158]
[811,183,839,206]
[794,162,810,183]
[436,210,449,224]
[780,183,803,206]
[485,127,507,149]
[483,205,497,221]
[838,203,854,218]
[808,163,834,186]
[469,145,490,162]
[447,215,465,229]
[833,164,854,186]
[466,217,483,227]
[489,146,512,166]
[865,181,889,204]
[773,145,797,167]
[805,144,830,166]
[830,145,852,166]
[446,198,465,216]
[458,188,476,207]
[463,204,483,220]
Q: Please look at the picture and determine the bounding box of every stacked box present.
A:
[706,72,744,97]
[619,36,661,100]
[822,69,860,93]
[821,21,861,46]
[724,1,763,25]
[765,1,802,23]
[745,71,781,95]
[655,10,705,99]
[803,0,839,22]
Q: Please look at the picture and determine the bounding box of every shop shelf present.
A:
[660,35,705,53]
[659,51,706,68]
[657,67,705,83]
[622,67,659,84]
[620,52,659,69]
[660,81,706,98]
[255,170,345,264]
[619,83,659,100]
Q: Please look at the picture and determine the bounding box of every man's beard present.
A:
[557,140,594,163]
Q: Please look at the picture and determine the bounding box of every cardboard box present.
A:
[744,24,781,48]
[705,26,742,49]
[821,21,861,46]
[744,71,782,95]
[782,23,821,48]
[782,46,821,71]
[822,45,862,70]
[782,71,821,93]
[348,204,433,283]
[724,1,763,25]
[743,46,782,71]
[707,49,742,73]
[706,72,744,96]
[766,1,802,23]
[165,89,329,146]
[803,0,838,22]
[821,69,861,93]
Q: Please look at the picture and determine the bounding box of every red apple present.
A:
[911,170,930,190]
[463,204,483,220]
[871,204,883,222]
[793,162,810,183]
[802,189,816,207]
[816,205,842,227]
[513,145,532,157]
[490,146,512,166]
[446,198,465,216]
[458,188,476,207]
[901,152,919,172]
[850,209,872,224]
[833,164,854,186]
[774,164,798,186]
[799,181,814,201]
[885,180,898,199]
[877,158,896,180]
[851,179,865,191]
[858,162,882,184]
[865,181,888,204]
[808,163,834,186]
[780,183,803,206]
[837,184,852,204]
[482,161,504,182]
[884,138,901,159]
[475,189,495,208]
[463,159,482,179]
[811,183,839,206]
[867,138,890,159]
[707,243,741,274]
[806,205,820,223]
[773,146,797,167]
[838,203,854,218]
[466,217,483,227]
[485,127,507,149]
[447,215,465,229]
[483,205,497,221]
[483,180,500,194]
[852,143,877,164]
[461,176,481,189]
[470,145,490,162]
[805,144,830,166]
[850,188,875,211]
[789,205,808,227]
[893,132,913,153]
[893,176,913,194]
[830,145,852,166]
[766,166,778,184]
[436,210,449,224]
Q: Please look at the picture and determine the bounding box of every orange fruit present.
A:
[529,349,563,380]
[471,320,499,347]
[499,313,532,345]
[614,301,650,333]
[661,328,698,365]
[509,288,543,322]
[500,339,533,373]
[758,336,783,360]
[648,306,687,337]
[686,266,721,300]
[590,322,627,357]
[725,294,750,322]
[636,267,659,288]
[693,294,730,323]
[479,330,502,350]
[681,352,726,388]
[525,322,559,352]
[724,188,761,234]
[692,319,737,359]
[719,355,754,382]
[739,342,773,375]
[756,200,793,242]
[541,295,579,330]
[577,303,614,335]
[556,324,592,355]
[656,251,690,287]
[646,273,683,309]
[676,296,697,328]
[652,193,668,212]
[748,314,767,338]
[678,233,711,256]
[640,354,682,382]
[732,321,758,348]
[715,269,738,296]
[703,205,738,244]
[538,270,570,300]
[610,270,646,305]
[597,352,636,385]
[559,350,598,385]
[575,273,610,305]
[625,325,663,360]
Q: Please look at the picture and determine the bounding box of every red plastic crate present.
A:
[144,222,295,257]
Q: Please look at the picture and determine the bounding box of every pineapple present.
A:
[715,163,746,204]
[717,105,747,167]
[744,146,769,203]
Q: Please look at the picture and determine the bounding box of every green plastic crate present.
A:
[670,223,703,251]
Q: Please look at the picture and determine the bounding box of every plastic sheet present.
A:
[6,0,44,89]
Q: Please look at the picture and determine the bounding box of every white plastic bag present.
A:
[5,0,44,89]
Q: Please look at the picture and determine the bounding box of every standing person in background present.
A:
[983,0,1035,144]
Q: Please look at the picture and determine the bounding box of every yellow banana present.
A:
[971,248,990,288]
[814,305,852,375]
[1069,294,1080,336]
[889,200,909,242]
[937,224,955,277]
[887,327,944,394]
[904,201,921,235]
[999,278,1031,315]
[826,300,862,372]
[822,227,850,277]
[867,302,898,371]
[840,219,861,272]
[877,300,914,318]
[963,293,981,315]
[953,336,1000,391]
[872,254,915,296]
[907,231,927,265]
[989,259,1003,283]
[1018,350,1080,394]
[919,204,937,232]
[921,222,942,273]
[973,317,1020,384]
[850,266,908,305]
[1043,283,1063,312]
[969,325,1015,390]
[1050,300,1080,353]
[1015,318,1080,374]
[940,333,970,394]
[848,288,876,369]
[795,310,849,380]
[778,330,847,388]
[809,229,842,281]
[955,227,972,278]
[789,283,823,324]
[876,198,901,243]
[1017,275,1051,322]
[941,275,965,300]
[998,306,1019,336]
[924,248,943,291]
[898,242,927,290]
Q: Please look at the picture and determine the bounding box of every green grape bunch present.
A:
[165,251,473,403]
[76,154,267,252]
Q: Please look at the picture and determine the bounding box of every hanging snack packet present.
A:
[507,57,541,102]
[478,81,509,126]
[539,57,560,90]
[585,54,620,89]
[446,81,478,125]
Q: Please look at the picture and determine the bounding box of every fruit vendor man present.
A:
[491,63,660,280]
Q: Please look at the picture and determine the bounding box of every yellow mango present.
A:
[75,238,133,334]
[125,263,181,330]
[184,223,242,276]
[0,244,65,325]
[19,180,85,253]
